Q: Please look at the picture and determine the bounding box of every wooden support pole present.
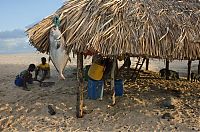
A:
[111,57,117,105]
[187,60,192,81]
[198,60,200,74]
[115,58,119,78]
[76,52,84,118]
[166,59,170,80]
[146,58,149,71]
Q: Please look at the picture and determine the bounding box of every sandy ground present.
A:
[0,52,199,131]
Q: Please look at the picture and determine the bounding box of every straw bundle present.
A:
[26,0,200,60]
[26,16,52,53]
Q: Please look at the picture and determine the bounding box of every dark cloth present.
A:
[123,56,131,68]
[103,58,114,80]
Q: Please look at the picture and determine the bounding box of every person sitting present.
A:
[15,64,36,90]
[159,68,179,80]
[35,57,50,81]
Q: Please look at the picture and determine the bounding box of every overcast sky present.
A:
[0,0,64,54]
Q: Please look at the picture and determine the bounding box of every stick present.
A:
[111,57,116,105]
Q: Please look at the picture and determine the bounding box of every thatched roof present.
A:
[26,0,200,60]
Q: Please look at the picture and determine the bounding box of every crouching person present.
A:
[15,64,36,90]
[35,57,50,81]
[159,68,179,80]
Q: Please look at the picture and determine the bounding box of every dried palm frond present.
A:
[26,0,200,60]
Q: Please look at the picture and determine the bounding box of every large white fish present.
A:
[49,27,71,79]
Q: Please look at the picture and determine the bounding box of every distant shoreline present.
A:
[0,52,199,78]
[0,50,36,55]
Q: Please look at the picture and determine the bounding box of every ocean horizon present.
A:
[0,48,35,54]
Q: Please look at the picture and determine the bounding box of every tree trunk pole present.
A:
[111,57,117,105]
[198,60,200,74]
[76,52,84,118]
[166,59,170,80]
[146,58,149,71]
[187,60,192,81]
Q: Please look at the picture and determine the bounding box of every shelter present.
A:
[26,0,200,117]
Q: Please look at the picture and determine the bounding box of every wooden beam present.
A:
[146,58,149,71]
[166,59,170,80]
[111,57,117,105]
[198,60,200,74]
[76,52,84,118]
[187,60,192,81]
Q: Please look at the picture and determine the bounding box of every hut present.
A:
[26,0,200,117]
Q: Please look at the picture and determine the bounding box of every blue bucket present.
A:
[88,79,103,100]
[115,79,123,96]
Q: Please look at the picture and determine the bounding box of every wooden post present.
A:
[111,57,117,105]
[166,59,170,80]
[198,60,200,74]
[146,58,149,71]
[187,60,192,81]
[76,52,84,118]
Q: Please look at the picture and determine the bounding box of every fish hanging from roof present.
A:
[49,16,71,79]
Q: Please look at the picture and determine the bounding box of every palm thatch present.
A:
[26,0,200,60]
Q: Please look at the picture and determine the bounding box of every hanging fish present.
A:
[49,26,71,79]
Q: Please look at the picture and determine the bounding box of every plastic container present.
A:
[88,79,103,100]
[88,63,104,80]
[115,79,123,96]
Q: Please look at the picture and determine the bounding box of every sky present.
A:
[0,0,64,54]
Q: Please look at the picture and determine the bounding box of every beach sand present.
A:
[0,53,199,131]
